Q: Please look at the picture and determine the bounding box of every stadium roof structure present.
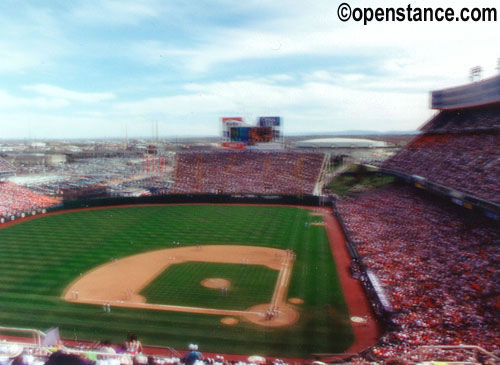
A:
[431,74,500,110]
[294,138,387,148]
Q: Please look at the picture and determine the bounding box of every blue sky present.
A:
[0,0,499,139]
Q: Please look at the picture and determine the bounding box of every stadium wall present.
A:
[54,193,324,211]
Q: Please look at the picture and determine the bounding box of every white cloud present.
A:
[0,0,498,138]
[133,27,340,73]
[113,76,432,135]
[0,90,69,109]
[132,0,500,81]
[23,84,115,103]
[71,0,162,25]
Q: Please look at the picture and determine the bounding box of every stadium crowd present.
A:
[383,132,499,203]
[7,157,147,198]
[383,103,499,203]
[336,185,499,361]
[420,105,499,133]
[0,182,59,219]
[173,151,324,195]
[0,340,286,365]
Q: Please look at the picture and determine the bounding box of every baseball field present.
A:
[0,204,353,357]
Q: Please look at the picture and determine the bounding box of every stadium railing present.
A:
[410,344,500,364]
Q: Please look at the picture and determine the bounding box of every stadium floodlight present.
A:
[469,66,482,82]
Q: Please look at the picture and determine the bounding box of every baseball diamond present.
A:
[62,245,299,327]
[0,204,375,358]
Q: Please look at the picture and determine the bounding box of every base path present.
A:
[62,245,298,327]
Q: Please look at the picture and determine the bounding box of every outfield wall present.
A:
[53,193,324,211]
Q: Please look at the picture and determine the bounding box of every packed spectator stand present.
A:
[173,151,325,195]
[336,185,499,362]
[382,103,499,204]
[3,157,171,201]
[333,87,499,362]
[420,104,499,133]
[0,182,60,221]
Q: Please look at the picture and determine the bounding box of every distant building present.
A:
[294,137,396,164]
[13,153,67,167]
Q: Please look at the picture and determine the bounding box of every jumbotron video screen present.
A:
[230,126,273,143]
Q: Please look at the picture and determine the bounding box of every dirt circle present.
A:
[311,222,325,226]
[220,317,238,325]
[244,304,299,327]
[201,278,231,289]
[288,298,304,304]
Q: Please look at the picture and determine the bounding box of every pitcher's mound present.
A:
[201,278,230,289]
[221,317,238,325]
[288,298,304,304]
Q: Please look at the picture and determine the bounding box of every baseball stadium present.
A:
[0,76,499,364]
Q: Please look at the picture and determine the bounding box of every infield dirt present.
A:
[63,245,298,327]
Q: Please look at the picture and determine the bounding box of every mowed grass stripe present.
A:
[0,205,352,357]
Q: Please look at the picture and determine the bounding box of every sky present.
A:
[0,0,499,139]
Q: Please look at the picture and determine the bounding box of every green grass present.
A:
[0,205,353,357]
[328,173,395,196]
[141,262,278,310]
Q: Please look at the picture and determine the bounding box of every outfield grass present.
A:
[0,205,352,357]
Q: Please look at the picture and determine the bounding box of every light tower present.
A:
[469,66,482,82]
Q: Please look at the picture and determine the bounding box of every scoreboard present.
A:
[258,116,281,127]
[230,127,273,143]
[221,116,281,144]
[250,127,273,142]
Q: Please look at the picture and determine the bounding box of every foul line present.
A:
[72,298,261,316]
[67,252,294,318]
[271,253,294,308]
